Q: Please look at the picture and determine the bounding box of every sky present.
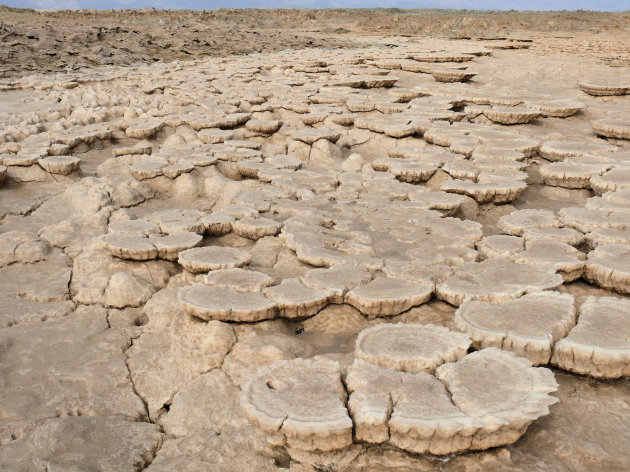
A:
[4,0,629,11]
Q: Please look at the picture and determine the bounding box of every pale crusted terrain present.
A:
[1,8,630,472]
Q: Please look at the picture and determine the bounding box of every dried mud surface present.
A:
[1,7,630,472]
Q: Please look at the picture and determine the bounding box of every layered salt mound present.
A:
[455,292,576,365]
[552,296,630,378]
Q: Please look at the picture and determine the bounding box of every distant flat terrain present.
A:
[1,6,630,77]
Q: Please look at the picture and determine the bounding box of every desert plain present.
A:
[1,6,630,472]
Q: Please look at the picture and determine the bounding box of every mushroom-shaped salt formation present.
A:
[522,227,585,247]
[524,99,583,118]
[498,209,559,236]
[38,156,81,175]
[382,121,417,138]
[219,204,260,220]
[590,168,630,194]
[237,159,271,179]
[431,68,476,83]
[389,160,439,183]
[148,232,203,261]
[188,153,218,167]
[203,268,273,292]
[231,217,282,240]
[129,161,165,180]
[147,209,206,234]
[198,129,234,144]
[224,139,262,149]
[552,296,630,378]
[245,119,283,134]
[178,283,277,322]
[108,219,160,237]
[586,227,630,248]
[112,140,152,157]
[125,121,163,139]
[345,277,433,317]
[240,358,353,453]
[1,154,41,166]
[411,52,474,62]
[471,148,525,162]
[263,278,336,319]
[355,323,471,373]
[435,348,558,450]
[300,265,373,303]
[162,161,194,179]
[509,239,586,282]
[346,333,557,454]
[482,107,540,125]
[585,244,630,294]
[360,75,399,88]
[383,259,454,285]
[603,188,630,206]
[266,154,302,170]
[557,207,604,233]
[540,160,611,189]
[346,359,481,454]
[538,139,616,162]
[100,233,157,261]
[578,78,629,96]
[437,259,563,306]
[442,160,480,180]
[178,246,252,273]
[476,234,524,260]
[455,292,576,365]
[441,175,526,204]
[592,119,630,140]
[292,129,341,145]
[216,147,263,163]
[407,190,465,215]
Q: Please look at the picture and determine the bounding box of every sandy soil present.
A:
[0,7,630,472]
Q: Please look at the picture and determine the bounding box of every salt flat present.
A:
[1,10,630,471]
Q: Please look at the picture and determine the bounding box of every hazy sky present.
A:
[5,0,630,11]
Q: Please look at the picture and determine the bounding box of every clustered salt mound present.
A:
[241,324,558,462]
